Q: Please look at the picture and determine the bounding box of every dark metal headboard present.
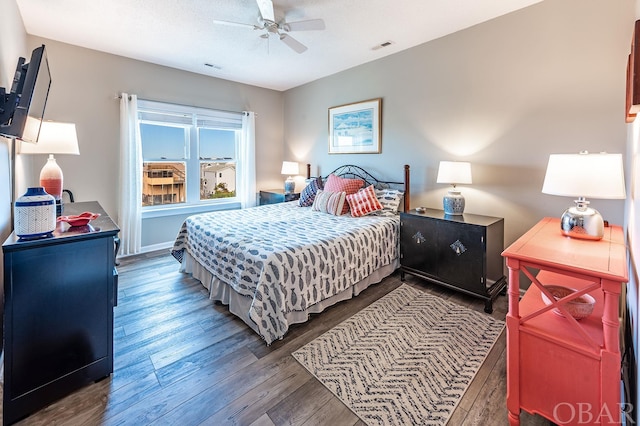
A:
[305,163,411,212]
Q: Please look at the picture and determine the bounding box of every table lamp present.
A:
[281,161,298,194]
[436,161,472,215]
[20,121,80,215]
[541,151,626,240]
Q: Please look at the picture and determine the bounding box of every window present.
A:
[199,127,237,200]
[138,100,243,211]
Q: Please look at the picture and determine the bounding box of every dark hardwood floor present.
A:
[5,250,550,425]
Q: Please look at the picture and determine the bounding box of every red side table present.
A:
[502,217,628,425]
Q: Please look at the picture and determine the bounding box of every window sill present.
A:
[142,201,241,219]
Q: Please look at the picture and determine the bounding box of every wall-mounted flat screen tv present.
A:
[0,45,51,143]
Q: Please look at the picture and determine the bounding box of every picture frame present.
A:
[627,54,636,123]
[627,20,640,122]
[328,98,381,154]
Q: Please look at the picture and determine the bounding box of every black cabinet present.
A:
[259,189,300,205]
[2,201,120,425]
[400,208,506,313]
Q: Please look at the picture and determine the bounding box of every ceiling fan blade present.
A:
[283,19,325,32]
[213,19,260,30]
[279,33,307,54]
[256,0,275,22]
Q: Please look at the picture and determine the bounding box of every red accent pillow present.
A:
[346,185,383,217]
[323,174,364,214]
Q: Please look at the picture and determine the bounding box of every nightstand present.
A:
[400,208,507,313]
[259,189,300,205]
[502,217,628,425]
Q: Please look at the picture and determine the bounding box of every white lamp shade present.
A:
[281,161,299,176]
[20,121,80,155]
[436,161,472,185]
[542,152,626,199]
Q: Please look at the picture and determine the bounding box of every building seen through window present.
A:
[142,162,185,206]
[199,127,236,200]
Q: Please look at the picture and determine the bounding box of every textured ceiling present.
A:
[16,0,542,91]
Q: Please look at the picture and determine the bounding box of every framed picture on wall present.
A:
[328,98,381,154]
[627,20,640,122]
[627,54,636,123]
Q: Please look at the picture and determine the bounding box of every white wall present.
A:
[0,0,34,327]
[0,0,29,238]
[283,0,634,247]
[20,37,286,247]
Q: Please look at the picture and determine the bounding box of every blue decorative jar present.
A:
[443,189,465,216]
[14,187,56,239]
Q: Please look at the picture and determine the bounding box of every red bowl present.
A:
[57,212,100,227]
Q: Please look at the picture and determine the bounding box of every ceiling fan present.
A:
[213,0,325,54]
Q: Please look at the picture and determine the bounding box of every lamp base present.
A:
[443,190,465,215]
[284,177,295,194]
[40,154,63,200]
[559,204,604,240]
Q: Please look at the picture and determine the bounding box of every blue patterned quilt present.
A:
[171,201,399,344]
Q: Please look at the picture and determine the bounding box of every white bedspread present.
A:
[171,201,399,344]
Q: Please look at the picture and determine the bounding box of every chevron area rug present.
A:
[292,284,505,425]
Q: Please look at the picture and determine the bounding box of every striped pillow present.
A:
[346,185,383,217]
[312,190,347,216]
[323,174,364,214]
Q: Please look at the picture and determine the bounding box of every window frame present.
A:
[137,100,243,219]
[197,126,239,202]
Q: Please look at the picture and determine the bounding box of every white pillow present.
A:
[371,188,404,216]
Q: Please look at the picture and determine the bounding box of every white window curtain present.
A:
[118,93,142,256]
[239,111,256,208]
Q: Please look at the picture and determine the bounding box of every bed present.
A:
[171,164,410,344]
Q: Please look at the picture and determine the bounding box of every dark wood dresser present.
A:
[2,201,120,425]
[259,189,300,205]
[400,208,507,313]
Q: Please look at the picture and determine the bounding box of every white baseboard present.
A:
[117,241,174,259]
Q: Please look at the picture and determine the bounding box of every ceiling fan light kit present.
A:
[213,0,325,54]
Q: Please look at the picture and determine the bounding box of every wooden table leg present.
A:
[506,259,521,425]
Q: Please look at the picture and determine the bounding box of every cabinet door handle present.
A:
[450,240,466,255]
[113,267,119,307]
[412,231,426,244]
[114,236,121,266]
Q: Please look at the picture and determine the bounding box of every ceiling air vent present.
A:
[372,41,394,51]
